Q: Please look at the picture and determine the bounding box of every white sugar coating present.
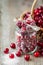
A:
[15,31,21,36]
[1,52,21,65]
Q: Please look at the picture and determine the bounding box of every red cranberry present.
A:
[34,9,39,15]
[34,51,40,57]
[34,16,39,21]
[38,19,43,24]
[39,6,43,10]
[19,48,23,52]
[21,28,27,36]
[4,48,9,54]
[24,54,30,61]
[30,46,34,51]
[16,21,22,28]
[9,54,14,59]
[10,43,16,49]
[24,47,29,53]
[23,14,28,20]
[37,42,43,48]
[38,49,42,53]
[31,35,36,39]
[23,12,30,20]
[41,14,43,19]
[26,20,32,24]
[17,36,21,39]
[17,36,21,42]
[21,27,26,31]
[16,51,22,57]
[21,22,26,27]
[41,52,43,56]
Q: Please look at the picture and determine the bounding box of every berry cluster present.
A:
[33,6,43,28]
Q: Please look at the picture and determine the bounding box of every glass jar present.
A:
[16,18,37,54]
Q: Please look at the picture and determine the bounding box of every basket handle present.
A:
[31,0,37,18]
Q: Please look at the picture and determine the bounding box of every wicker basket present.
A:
[20,0,43,31]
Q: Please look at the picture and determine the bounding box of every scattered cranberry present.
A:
[10,43,16,49]
[9,54,14,59]
[24,54,30,61]
[34,51,40,57]
[16,51,22,57]
[4,48,9,54]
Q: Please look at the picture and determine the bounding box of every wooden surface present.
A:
[1,0,43,65]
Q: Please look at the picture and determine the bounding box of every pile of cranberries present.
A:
[33,6,43,28]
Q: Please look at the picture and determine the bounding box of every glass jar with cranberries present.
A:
[16,17,37,54]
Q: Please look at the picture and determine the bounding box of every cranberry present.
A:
[10,43,16,49]
[21,30,27,36]
[16,21,22,28]
[38,19,43,24]
[39,6,43,10]
[34,16,39,21]
[17,36,21,42]
[21,22,26,27]
[16,51,22,57]
[23,14,28,20]
[23,12,30,20]
[34,51,40,57]
[30,46,34,51]
[26,20,31,24]
[37,42,43,48]
[19,48,23,52]
[34,9,39,15]
[41,48,43,52]
[4,48,9,54]
[41,52,43,56]
[24,54,30,61]
[21,27,26,31]
[38,49,42,53]
[9,54,14,59]
[24,47,29,53]
[17,36,21,39]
